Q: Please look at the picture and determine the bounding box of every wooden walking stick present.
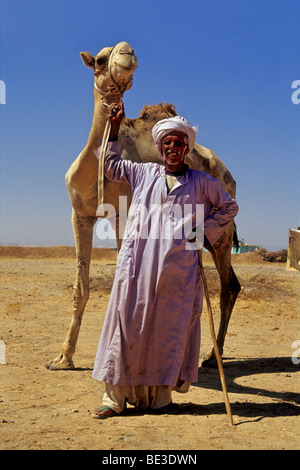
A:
[198,250,233,426]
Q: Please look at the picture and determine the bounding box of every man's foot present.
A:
[92,406,119,419]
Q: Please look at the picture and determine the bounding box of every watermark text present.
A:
[291,340,300,365]
[95,198,204,250]
[0,341,5,364]
[0,80,6,104]
[291,80,300,105]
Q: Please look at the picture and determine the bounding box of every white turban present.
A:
[152,116,197,160]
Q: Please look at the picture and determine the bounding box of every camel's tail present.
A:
[232,222,239,252]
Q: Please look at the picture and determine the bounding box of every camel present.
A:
[47,41,240,371]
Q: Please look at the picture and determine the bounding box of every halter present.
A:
[94,47,134,108]
[95,47,134,211]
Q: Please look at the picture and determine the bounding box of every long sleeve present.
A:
[103,141,143,187]
[204,177,239,246]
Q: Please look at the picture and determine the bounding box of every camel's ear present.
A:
[80,52,95,69]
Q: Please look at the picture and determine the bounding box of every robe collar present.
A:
[159,164,191,191]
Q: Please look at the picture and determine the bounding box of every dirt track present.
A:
[0,247,299,450]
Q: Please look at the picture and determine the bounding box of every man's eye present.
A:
[162,139,184,147]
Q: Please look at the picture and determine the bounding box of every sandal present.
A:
[92,406,118,419]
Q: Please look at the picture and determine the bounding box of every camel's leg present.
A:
[47,210,96,370]
[202,226,241,367]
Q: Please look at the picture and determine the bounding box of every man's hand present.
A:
[109,102,125,138]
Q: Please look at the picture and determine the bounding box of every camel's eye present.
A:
[96,56,107,66]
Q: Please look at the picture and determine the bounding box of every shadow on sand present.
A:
[59,357,299,422]
[182,356,300,422]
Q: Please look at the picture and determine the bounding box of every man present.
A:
[92,102,238,419]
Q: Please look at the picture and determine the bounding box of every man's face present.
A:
[161,131,188,172]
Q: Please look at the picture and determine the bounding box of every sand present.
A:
[0,247,299,450]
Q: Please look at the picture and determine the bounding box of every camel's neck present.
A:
[87,90,122,146]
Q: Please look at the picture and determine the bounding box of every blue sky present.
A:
[0,0,299,250]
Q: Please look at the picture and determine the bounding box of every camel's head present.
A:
[80,41,137,98]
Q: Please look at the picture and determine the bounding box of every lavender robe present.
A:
[92,141,238,387]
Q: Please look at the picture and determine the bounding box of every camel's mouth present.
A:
[112,42,138,74]
[122,64,137,73]
[117,56,137,73]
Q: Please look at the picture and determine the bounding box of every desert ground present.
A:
[0,246,299,451]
